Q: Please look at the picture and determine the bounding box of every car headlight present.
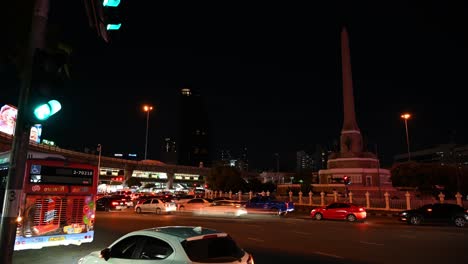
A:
[401,212,407,216]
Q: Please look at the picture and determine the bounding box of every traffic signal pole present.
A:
[0,0,49,262]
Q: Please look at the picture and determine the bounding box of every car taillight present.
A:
[359,207,365,212]
[247,254,254,264]
[112,201,119,206]
[285,203,288,209]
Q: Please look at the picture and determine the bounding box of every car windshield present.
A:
[181,236,244,263]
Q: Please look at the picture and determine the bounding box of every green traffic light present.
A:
[106,23,121,30]
[103,0,120,7]
[33,100,62,121]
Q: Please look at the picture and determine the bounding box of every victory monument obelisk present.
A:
[318,27,391,192]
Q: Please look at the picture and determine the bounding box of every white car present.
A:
[78,226,254,264]
[195,200,247,217]
[177,198,212,212]
[135,198,177,214]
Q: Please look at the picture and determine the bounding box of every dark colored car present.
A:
[245,195,294,215]
[310,202,367,222]
[399,203,468,227]
[96,196,127,211]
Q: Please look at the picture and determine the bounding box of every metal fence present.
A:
[205,190,468,211]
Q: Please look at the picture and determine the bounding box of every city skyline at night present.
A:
[2,1,468,171]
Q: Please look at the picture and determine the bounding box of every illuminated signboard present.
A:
[29,164,94,185]
[0,104,17,135]
[0,104,42,143]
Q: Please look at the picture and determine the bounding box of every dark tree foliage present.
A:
[391,161,468,196]
[207,166,247,192]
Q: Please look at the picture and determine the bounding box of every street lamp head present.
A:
[401,113,411,120]
[143,105,153,112]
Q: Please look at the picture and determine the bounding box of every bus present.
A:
[0,150,97,250]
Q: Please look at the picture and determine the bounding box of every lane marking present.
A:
[247,237,264,242]
[399,235,416,239]
[359,241,384,246]
[314,251,344,259]
[244,224,262,228]
[292,231,312,235]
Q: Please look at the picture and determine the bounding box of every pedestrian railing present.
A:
[204,190,466,211]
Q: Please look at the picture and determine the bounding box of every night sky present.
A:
[2,1,468,171]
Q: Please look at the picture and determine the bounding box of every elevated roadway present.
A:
[0,132,210,188]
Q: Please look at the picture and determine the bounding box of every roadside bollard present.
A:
[298,191,303,204]
[348,191,353,204]
[438,192,445,204]
[384,192,390,210]
[455,192,462,206]
[405,192,411,210]
[289,191,293,202]
[320,192,325,206]
[365,191,370,208]
[309,191,313,205]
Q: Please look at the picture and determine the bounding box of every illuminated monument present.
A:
[318,27,391,190]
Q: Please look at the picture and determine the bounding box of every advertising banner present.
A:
[0,104,43,143]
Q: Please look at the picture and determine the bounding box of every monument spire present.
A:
[340,26,362,153]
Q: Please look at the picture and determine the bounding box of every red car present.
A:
[310,202,367,222]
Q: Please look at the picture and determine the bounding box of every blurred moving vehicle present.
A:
[244,195,294,216]
[399,203,468,227]
[96,196,127,212]
[135,198,177,214]
[310,202,366,222]
[77,226,254,264]
[177,198,212,211]
[195,200,247,217]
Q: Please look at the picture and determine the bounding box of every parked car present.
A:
[194,200,248,217]
[398,203,468,227]
[177,198,212,211]
[134,198,177,214]
[77,226,254,264]
[96,196,127,212]
[310,202,367,222]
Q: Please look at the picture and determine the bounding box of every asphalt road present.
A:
[12,209,468,264]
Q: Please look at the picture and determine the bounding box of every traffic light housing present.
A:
[85,0,123,42]
[29,48,65,123]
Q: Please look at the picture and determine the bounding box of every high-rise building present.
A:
[296,150,314,171]
[177,88,211,167]
[160,137,177,164]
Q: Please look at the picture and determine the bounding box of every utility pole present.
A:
[0,0,49,262]
[375,143,382,198]
[97,144,102,184]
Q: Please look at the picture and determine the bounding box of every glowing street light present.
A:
[400,113,411,161]
[143,105,154,160]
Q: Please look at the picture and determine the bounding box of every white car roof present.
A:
[119,226,227,242]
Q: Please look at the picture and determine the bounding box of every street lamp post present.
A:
[97,144,102,184]
[401,113,411,161]
[143,105,153,160]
